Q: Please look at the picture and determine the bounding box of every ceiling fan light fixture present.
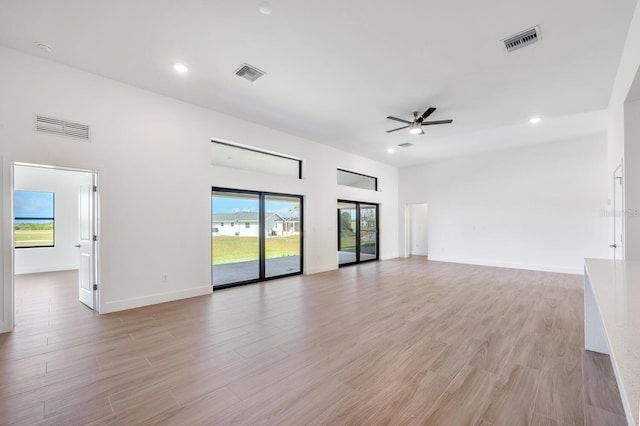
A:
[409,121,423,135]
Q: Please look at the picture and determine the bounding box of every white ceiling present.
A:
[0,0,636,167]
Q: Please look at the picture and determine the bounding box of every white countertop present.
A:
[585,258,640,425]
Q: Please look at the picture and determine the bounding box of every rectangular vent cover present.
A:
[503,26,540,52]
[234,63,266,82]
[398,142,414,148]
[35,115,90,140]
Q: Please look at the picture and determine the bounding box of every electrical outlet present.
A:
[161,274,168,283]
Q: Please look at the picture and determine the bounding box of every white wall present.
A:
[408,203,428,256]
[608,0,640,259]
[399,136,609,274]
[0,155,6,332]
[0,46,399,330]
[623,100,640,259]
[14,166,92,274]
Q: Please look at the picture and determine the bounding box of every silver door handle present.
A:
[74,244,81,248]
[610,244,617,248]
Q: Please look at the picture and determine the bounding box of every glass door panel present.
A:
[359,204,378,261]
[265,195,302,278]
[212,191,260,286]
[338,201,357,265]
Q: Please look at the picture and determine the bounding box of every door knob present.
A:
[74,244,81,248]
[610,244,617,248]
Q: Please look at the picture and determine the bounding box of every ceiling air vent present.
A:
[503,26,540,52]
[398,142,414,148]
[35,115,90,140]
[234,63,266,82]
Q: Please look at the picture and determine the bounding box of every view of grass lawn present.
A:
[15,229,54,248]
[212,235,300,264]
[266,236,300,259]
[340,232,376,251]
[340,235,356,249]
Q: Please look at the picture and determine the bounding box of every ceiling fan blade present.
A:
[386,125,410,133]
[422,119,453,125]
[387,116,412,124]
[419,107,436,121]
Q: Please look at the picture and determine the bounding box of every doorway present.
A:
[337,200,378,266]
[12,163,99,316]
[405,203,429,257]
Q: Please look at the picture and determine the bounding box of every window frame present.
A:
[212,186,304,289]
[337,199,379,266]
[337,168,378,191]
[212,140,302,179]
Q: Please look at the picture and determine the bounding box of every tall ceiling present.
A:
[0,0,636,167]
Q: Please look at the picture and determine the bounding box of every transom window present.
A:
[212,140,302,179]
[337,169,378,191]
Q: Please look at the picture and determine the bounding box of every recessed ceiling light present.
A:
[258,1,273,14]
[35,42,52,53]
[173,63,189,74]
[529,116,541,124]
[387,148,395,153]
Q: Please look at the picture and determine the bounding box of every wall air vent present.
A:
[35,115,90,140]
[234,63,266,82]
[398,142,414,148]
[503,26,540,52]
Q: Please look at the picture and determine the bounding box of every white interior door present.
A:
[612,164,623,258]
[78,181,95,309]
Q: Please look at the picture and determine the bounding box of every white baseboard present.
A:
[100,285,212,314]
[410,250,429,257]
[305,264,337,275]
[15,264,78,275]
[0,320,12,334]
[380,252,400,261]
[427,256,583,275]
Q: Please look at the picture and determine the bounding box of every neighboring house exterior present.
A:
[212,212,300,237]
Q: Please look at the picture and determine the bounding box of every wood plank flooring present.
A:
[0,257,627,425]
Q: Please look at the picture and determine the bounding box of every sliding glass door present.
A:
[338,201,357,265]
[211,191,260,286]
[338,200,378,266]
[359,203,378,262]
[265,195,301,278]
[212,188,302,288]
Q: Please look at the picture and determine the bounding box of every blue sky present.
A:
[14,191,54,218]
[212,196,299,216]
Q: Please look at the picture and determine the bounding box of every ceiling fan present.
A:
[386,107,453,135]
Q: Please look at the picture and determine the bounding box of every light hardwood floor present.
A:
[0,257,626,425]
